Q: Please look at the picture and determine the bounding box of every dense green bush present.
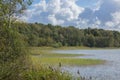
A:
[0,26,29,80]
[52,42,63,48]
[23,66,72,80]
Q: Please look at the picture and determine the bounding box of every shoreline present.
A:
[30,46,120,50]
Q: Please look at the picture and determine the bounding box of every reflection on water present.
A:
[54,49,120,80]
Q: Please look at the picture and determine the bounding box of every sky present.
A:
[20,0,120,31]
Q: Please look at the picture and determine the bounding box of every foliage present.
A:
[14,23,120,48]
[0,26,30,80]
[0,0,32,80]
[23,65,72,80]
[52,42,62,48]
[0,0,32,27]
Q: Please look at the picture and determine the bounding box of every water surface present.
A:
[54,49,120,80]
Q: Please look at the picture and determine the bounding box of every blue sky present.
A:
[20,0,120,31]
[33,0,98,7]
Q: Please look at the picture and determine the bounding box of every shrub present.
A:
[52,42,62,48]
[0,26,29,80]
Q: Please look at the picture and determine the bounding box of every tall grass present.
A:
[23,64,73,80]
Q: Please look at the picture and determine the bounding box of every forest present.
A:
[14,22,120,48]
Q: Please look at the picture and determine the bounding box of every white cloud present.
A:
[76,17,101,29]
[91,0,103,12]
[113,0,120,3]
[105,11,120,27]
[33,0,47,11]
[60,0,84,20]
[105,22,114,27]
[48,0,61,14]
[20,0,84,25]
[19,0,120,31]
[18,9,34,22]
[76,19,89,29]
[48,14,64,25]
[112,11,120,24]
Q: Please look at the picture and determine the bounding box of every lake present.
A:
[54,49,120,80]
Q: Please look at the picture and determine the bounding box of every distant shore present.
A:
[30,46,120,50]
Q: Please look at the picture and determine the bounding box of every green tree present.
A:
[0,0,32,80]
[0,0,32,28]
[86,34,95,47]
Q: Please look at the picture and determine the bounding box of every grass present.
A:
[30,47,105,66]
[23,63,73,80]
[56,46,120,50]
[27,47,105,80]
[30,47,85,57]
[31,56,105,66]
[30,46,120,51]
[32,53,85,57]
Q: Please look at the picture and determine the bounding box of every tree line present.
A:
[14,22,120,48]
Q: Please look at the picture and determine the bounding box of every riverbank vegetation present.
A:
[14,22,120,48]
[0,0,32,80]
[30,47,105,66]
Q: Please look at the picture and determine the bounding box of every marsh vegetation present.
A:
[30,47,105,66]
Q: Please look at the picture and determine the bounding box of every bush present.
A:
[52,42,62,48]
[23,65,72,80]
[0,26,29,80]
